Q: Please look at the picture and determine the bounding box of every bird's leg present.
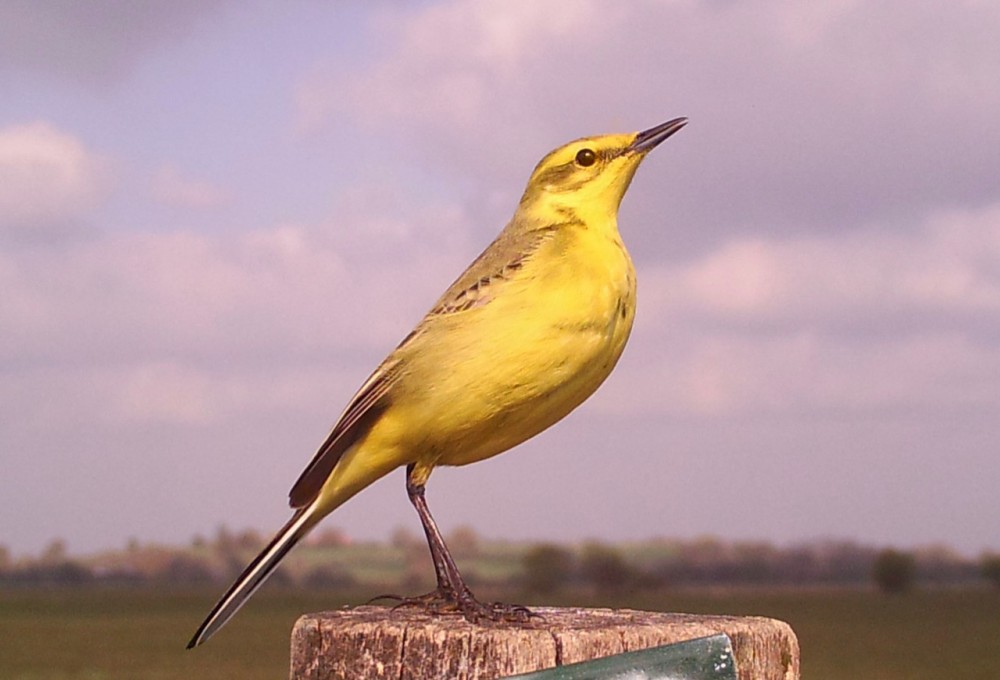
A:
[402,464,534,624]
[405,464,464,599]
[366,464,457,608]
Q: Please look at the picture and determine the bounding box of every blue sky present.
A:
[2,1,999,558]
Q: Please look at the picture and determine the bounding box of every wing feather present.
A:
[287,219,567,508]
[428,221,561,316]
[287,364,396,508]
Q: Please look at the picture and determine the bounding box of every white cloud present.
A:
[599,202,1000,417]
[151,164,229,209]
[0,122,111,239]
[0,200,476,428]
[631,330,1000,418]
[653,204,1000,326]
[295,0,624,168]
[296,0,1000,245]
[296,1,608,134]
[0,1,232,85]
[3,1,1000,556]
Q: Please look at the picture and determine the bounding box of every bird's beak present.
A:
[629,117,688,154]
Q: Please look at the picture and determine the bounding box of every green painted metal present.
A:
[504,633,737,680]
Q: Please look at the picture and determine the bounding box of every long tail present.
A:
[186,502,320,648]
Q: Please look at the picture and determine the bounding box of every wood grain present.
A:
[290,606,799,679]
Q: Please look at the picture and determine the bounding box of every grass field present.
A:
[1,587,998,679]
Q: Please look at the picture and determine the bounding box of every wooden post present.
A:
[290,606,799,680]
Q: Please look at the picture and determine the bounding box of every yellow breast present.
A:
[389,223,636,467]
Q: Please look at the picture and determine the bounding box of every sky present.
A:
[2,0,998,559]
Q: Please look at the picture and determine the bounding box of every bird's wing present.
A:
[287,221,558,509]
[428,221,559,315]
[287,364,396,508]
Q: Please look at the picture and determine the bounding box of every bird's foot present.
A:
[461,596,538,625]
[369,587,463,613]
[370,587,537,624]
[364,592,408,606]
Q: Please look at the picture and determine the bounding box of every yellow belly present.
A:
[389,227,636,468]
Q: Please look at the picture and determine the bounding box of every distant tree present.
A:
[267,566,294,588]
[773,546,820,585]
[580,543,634,593]
[731,542,778,583]
[214,525,237,553]
[222,553,250,582]
[235,528,263,551]
[160,554,216,585]
[873,548,916,593]
[672,536,731,585]
[45,561,93,585]
[14,560,92,586]
[399,559,434,592]
[40,538,68,565]
[311,527,350,548]
[913,544,979,585]
[981,553,1000,589]
[447,525,481,559]
[390,526,421,550]
[818,541,878,585]
[522,543,574,594]
[398,530,434,591]
[0,544,9,572]
[303,564,356,590]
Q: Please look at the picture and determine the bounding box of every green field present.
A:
[1,587,998,679]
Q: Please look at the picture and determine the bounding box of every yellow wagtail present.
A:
[188,117,687,647]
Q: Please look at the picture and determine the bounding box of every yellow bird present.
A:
[187,117,687,648]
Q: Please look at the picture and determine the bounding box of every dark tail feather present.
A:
[186,504,317,648]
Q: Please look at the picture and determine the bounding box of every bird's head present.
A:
[518,117,687,223]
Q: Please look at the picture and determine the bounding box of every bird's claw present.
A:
[365,593,407,605]
[369,586,537,624]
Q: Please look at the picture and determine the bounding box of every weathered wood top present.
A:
[290,606,799,680]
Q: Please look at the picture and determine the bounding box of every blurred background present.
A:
[1,2,998,678]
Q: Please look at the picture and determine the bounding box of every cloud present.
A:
[295,1,613,159]
[7,189,995,433]
[3,1,999,556]
[0,199,476,429]
[0,122,111,241]
[151,164,230,209]
[655,204,1000,329]
[621,329,1000,419]
[297,0,1000,250]
[291,0,1000,425]
[0,1,233,86]
[305,1,607,131]
[600,201,1000,417]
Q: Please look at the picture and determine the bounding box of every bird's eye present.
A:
[575,148,597,167]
